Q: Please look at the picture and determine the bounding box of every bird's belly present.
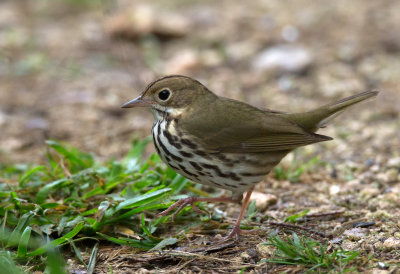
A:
[152,120,286,195]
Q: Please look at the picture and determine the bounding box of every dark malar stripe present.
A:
[152,130,161,156]
[152,124,162,155]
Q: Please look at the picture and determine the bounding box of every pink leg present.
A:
[158,196,238,221]
[220,187,255,241]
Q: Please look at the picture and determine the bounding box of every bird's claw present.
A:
[158,197,207,221]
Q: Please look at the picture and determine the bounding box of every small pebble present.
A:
[359,186,380,199]
[343,227,367,241]
[341,239,358,250]
[377,261,389,270]
[329,185,341,195]
[385,168,398,183]
[250,191,278,211]
[387,157,400,168]
[252,44,312,73]
[256,243,275,257]
[383,237,400,250]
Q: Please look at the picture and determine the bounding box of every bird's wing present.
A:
[180,98,331,153]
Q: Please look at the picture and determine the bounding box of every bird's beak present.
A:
[121,96,152,108]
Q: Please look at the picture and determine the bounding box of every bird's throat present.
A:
[151,106,185,121]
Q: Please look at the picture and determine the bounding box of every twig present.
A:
[328,217,369,237]
[162,251,257,266]
[304,210,345,219]
[267,221,328,238]
[174,258,196,272]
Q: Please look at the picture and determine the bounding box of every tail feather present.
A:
[282,90,379,132]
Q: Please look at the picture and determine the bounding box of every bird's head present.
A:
[122,75,216,119]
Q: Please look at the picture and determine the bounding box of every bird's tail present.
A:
[283,90,379,132]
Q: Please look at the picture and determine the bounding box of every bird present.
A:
[122,75,378,240]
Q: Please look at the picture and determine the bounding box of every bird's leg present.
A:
[159,196,238,221]
[220,187,255,241]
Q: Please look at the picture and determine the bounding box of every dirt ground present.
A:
[1,0,400,273]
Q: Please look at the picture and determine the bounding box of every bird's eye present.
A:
[158,89,171,101]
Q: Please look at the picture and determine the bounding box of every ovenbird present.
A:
[122,75,378,240]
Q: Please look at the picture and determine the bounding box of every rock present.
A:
[377,168,399,183]
[329,185,341,195]
[343,228,367,241]
[164,50,199,74]
[281,25,299,42]
[383,237,400,250]
[373,241,383,250]
[104,5,153,39]
[370,165,380,173]
[250,191,278,211]
[200,49,223,67]
[385,168,399,183]
[256,243,275,257]
[252,44,312,73]
[104,4,189,40]
[377,262,389,270]
[240,251,251,262]
[240,249,259,263]
[226,41,258,61]
[341,239,358,251]
[359,187,380,200]
[387,157,400,168]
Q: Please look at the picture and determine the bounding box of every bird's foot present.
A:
[158,197,206,221]
[215,224,258,244]
[158,196,236,221]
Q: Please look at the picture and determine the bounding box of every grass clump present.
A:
[260,232,362,273]
[0,138,194,272]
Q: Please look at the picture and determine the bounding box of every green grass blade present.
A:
[7,212,34,247]
[69,240,87,268]
[27,222,84,257]
[44,247,66,274]
[18,166,47,187]
[87,242,99,274]
[0,251,23,274]
[285,209,310,223]
[115,188,171,211]
[97,233,131,245]
[17,226,32,258]
[149,238,177,251]
[36,178,68,204]
[97,233,155,249]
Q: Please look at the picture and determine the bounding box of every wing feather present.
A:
[180,97,332,153]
